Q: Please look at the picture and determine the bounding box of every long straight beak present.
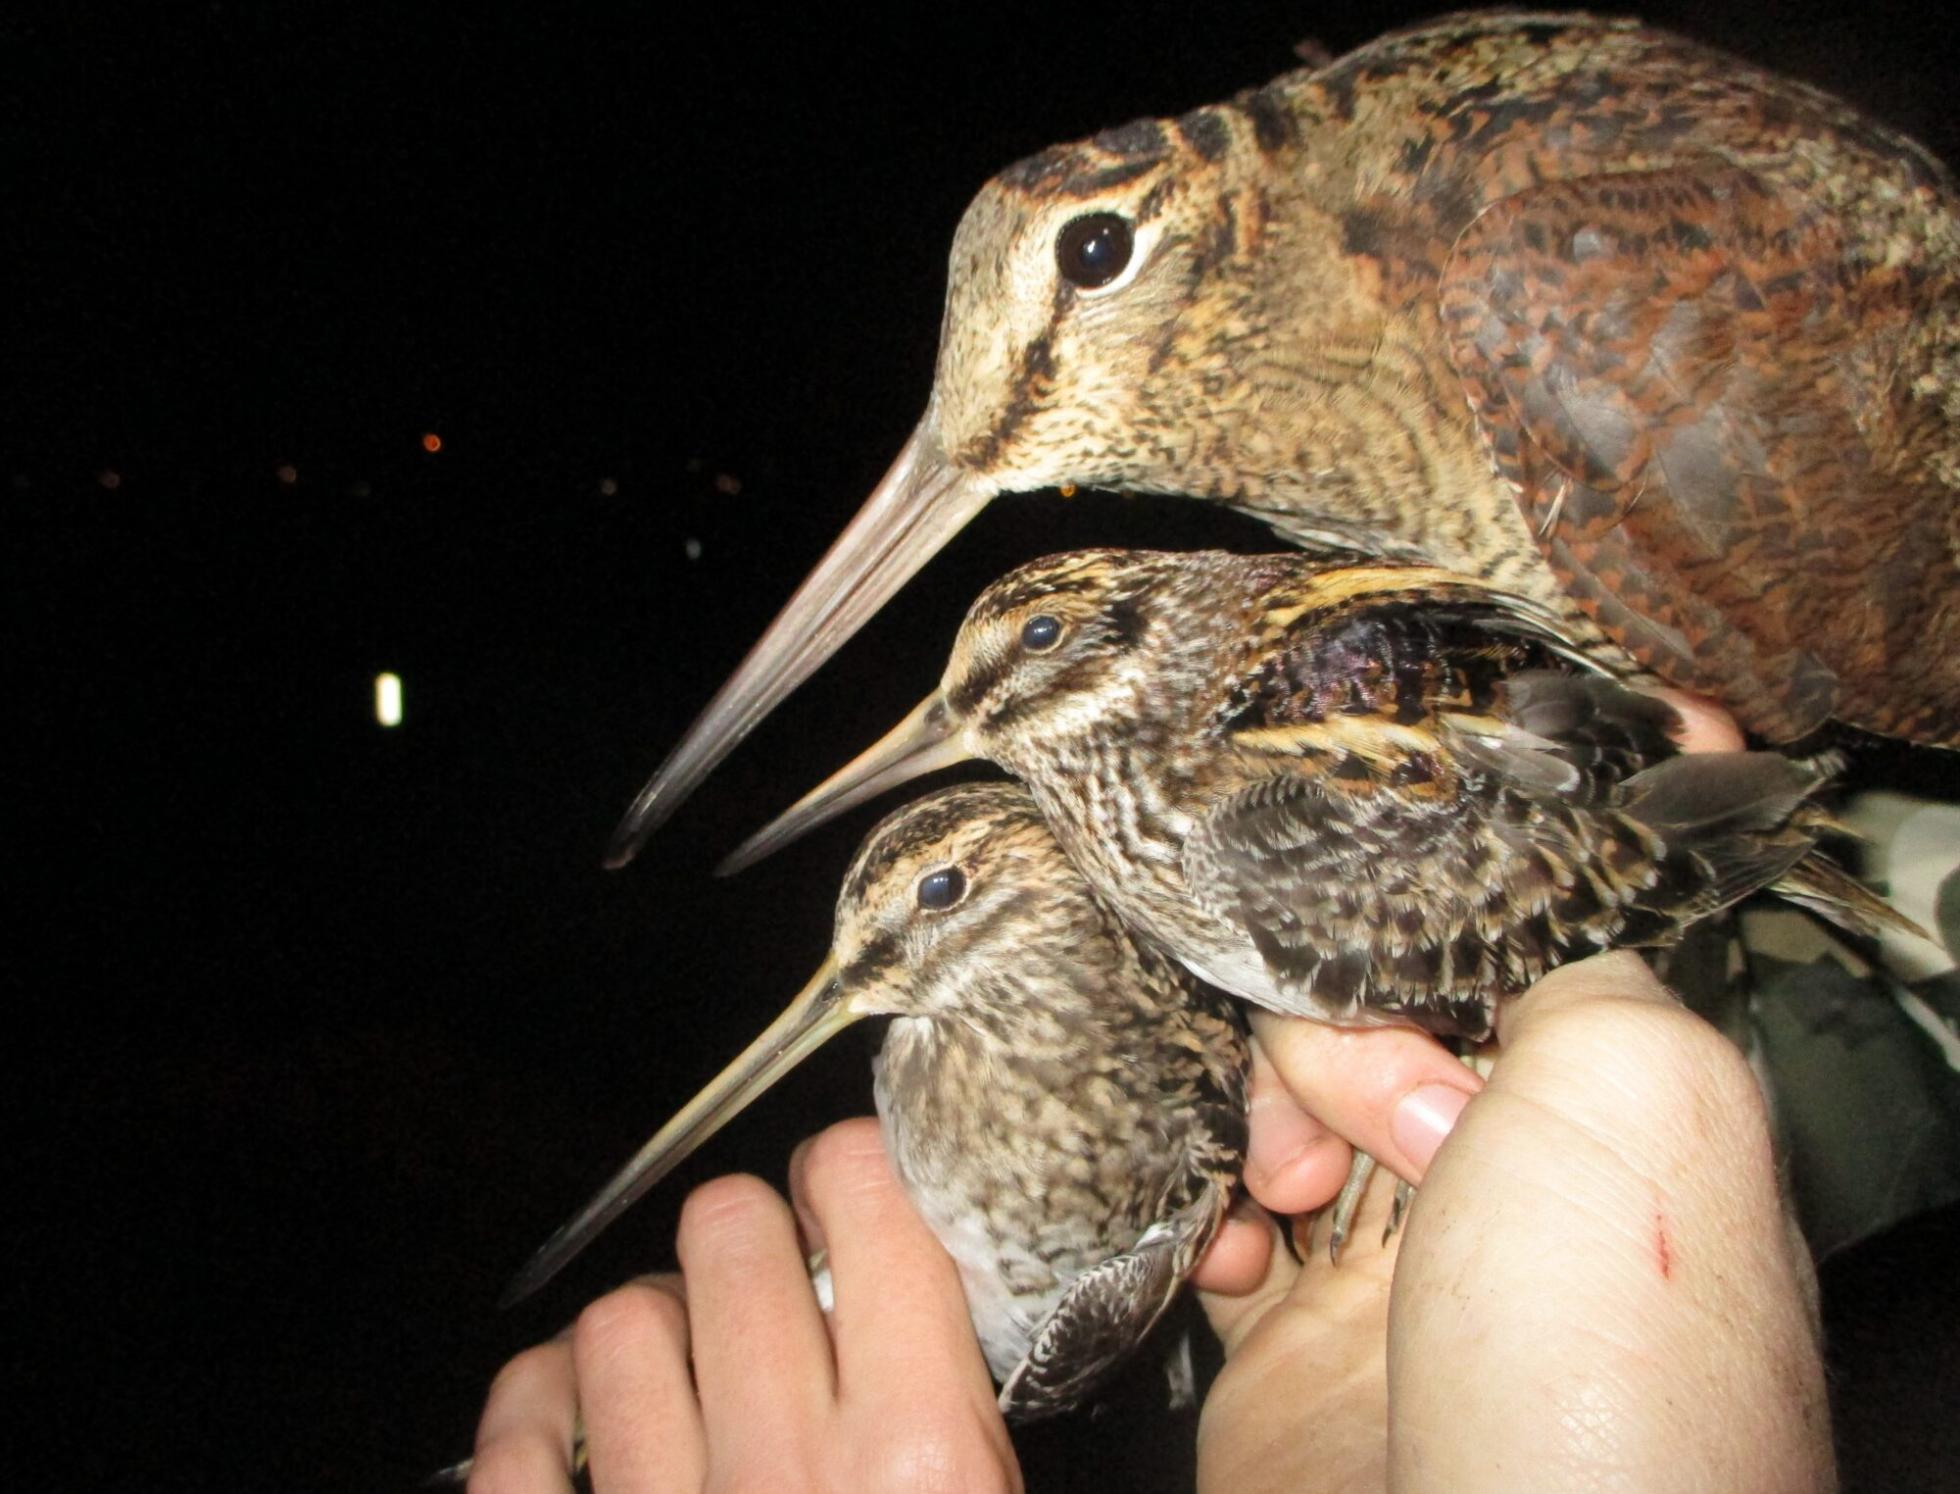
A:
[604,422,991,869]
[717,692,972,877]
[501,958,859,1306]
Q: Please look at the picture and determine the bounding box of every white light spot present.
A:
[684,537,703,561]
[375,672,404,727]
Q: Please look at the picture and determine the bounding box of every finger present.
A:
[1242,1038,1356,1215]
[1188,1194,1276,1295]
[1248,1012,1479,1184]
[676,1173,834,1458]
[469,1341,578,1494]
[785,1137,827,1266]
[1495,948,1674,1051]
[1194,1205,1299,1353]
[1198,1176,1398,1494]
[1650,687,1745,753]
[571,1277,705,1493]
[1204,1159,1404,1354]
[789,1119,998,1410]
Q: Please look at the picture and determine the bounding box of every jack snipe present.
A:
[509,780,1247,1419]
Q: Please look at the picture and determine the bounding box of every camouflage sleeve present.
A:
[1670,791,1960,1259]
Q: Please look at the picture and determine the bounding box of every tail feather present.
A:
[1620,750,1826,837]
[1616,743,1923,943]
[1772,853,1929,941]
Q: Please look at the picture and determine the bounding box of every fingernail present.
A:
[1392,1084,1471,1175]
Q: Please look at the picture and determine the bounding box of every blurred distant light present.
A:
[684,537,703,561]
[421,432,443,454]
[375,672,404,727]
[713,472,742,496]
[276,463,299,485]
[98,469,122,490]
[1059,483,1078,498]
[598,476,618,496]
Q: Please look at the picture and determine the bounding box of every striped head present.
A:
[932,106,1292,495]
[600,92,1318,865]
[829,781,1119,1026]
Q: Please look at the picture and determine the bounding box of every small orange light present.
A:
[421,432,442,454]
[1059,483,1077,498]
[275,464,298,485]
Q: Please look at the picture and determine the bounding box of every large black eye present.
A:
[1020,614,1062,651]
[916,866,966,911]
[1055,213,1134,289]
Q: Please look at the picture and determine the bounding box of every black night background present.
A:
[11,3,1959,1488]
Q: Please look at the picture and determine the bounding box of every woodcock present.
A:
[724,550,1913,1039]
[505,781,1248,1419]
[604,10,1960,870]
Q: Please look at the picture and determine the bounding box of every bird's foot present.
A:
[1326,1152,1416,1264]
[1326,1151,1374,1263]
[1388,1176,1414,1237]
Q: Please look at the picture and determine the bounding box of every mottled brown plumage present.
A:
[605,10,1958,868]
[728,550,1911,1039]
[507,781,1248,1420]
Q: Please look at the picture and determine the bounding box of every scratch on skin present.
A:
[1654,1210,1673,1281]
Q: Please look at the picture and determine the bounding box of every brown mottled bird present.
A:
[724,550,1913,1040]
[506,780,1248,1420]
[604,10,1959,869]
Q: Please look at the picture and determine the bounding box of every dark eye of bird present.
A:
[916,866,966,911]
[1055,213,1135,289]
[1020,614,1063,651]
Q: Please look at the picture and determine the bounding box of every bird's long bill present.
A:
[501,958,859,1306]
[717,692,971,876]
[603,422,990,869]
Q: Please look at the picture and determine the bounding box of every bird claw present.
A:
[1324,1153,1417,1263]
[1326,1151,1375,1264]
[1387,1177,1414,1241]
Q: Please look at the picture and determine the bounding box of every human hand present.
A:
[1196,950,1832,1492]
[466,1117,1021,1493]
